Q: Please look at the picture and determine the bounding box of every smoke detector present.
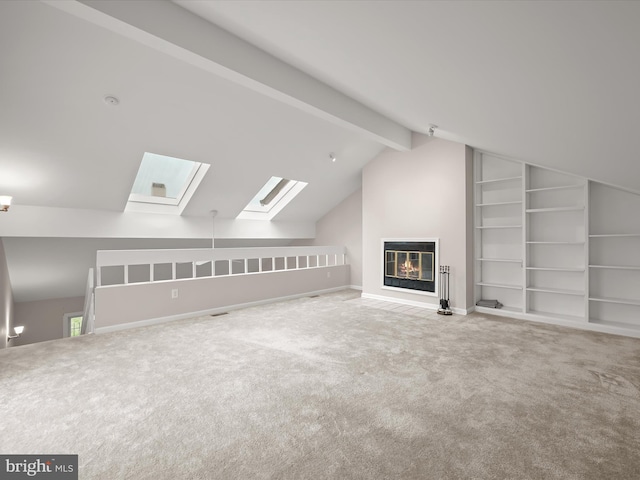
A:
[104,95,120,106]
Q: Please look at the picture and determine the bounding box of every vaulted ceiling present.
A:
[2,0,639,301]
[177,0,640,192]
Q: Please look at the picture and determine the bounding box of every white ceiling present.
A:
[0,0,385,222]
[2,0,640,302]
[178,0,640,193]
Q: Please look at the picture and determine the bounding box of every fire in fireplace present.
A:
[383,240,437,294]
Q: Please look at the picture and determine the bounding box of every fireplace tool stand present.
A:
[438,265,452,315]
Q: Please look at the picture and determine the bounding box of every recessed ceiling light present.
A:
[104,95,119,106]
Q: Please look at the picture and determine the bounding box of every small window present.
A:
[63,312,84,338]
[70,316,83,337]
[125,152,209,215]
[237,176,307,220]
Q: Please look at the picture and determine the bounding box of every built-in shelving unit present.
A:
[524,165,587,321]
[474,153,524,312]
[474,151,640,336]
[588,183,640,332]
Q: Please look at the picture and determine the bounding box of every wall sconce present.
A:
[8,325,24,341]
[0,195,12,212]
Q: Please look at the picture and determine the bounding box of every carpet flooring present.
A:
[1,289,639,479]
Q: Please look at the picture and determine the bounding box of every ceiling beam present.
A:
[43,0,412,151]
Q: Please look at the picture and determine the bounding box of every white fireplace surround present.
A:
[381,238,439,297]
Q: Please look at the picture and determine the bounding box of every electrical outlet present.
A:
[171,289,179,299]
[327,271,331,278]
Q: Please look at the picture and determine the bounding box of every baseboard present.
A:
[473,306,640,339]
[349,285,363,291]
[95,285,351,334]
[361,292,469,315]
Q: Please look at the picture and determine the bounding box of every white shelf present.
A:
[526,185,584,193]
[477,258,522,263]
[526,267,584,272]
[589,319,640,331]
[476,176,522,185]
[589,233,640,238]
[526,241,585,245]
[475,225,522,229]
[526,206,584,213]
[527,287,585,296]
[475,305,522,315]
[589,296,640,307]
[476,201,522,207]
[589,265,640,271]
[477,282,522,290]
[527,310,585,323]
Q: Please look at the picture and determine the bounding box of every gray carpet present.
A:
[1,289,639,479]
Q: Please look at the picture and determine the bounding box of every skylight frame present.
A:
[242,177,297,214]
[237,176,307,221]
[125,152,210,215]
[127,162,202,206]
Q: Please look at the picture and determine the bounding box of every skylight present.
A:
[125,152,209,215]
[237,176,307,220]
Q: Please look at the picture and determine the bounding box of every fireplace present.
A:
[383,240,437,294]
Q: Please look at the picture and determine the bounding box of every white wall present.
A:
[295,189,363,288]
[12,296,84,346]
[362,134,474,311]
[0,239,14,349]
[1,205,315,240]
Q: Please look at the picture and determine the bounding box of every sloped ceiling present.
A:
[0,0,387,223]
[3,0,640,222]
[178,0,640,193]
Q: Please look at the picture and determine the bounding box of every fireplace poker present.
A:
[438,265,453,315]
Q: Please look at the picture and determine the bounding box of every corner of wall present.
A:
[465,146,475,310]
[0,238,15,349]
[309,188,363,289]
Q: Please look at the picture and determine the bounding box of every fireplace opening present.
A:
[383,240,437,293]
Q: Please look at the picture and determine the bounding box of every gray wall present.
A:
[295,189,363,288]
[12,296,85,346]
[362,134,474,311]
[1,239,14,349]
[3,237,212,303]
[95,264,350,330]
